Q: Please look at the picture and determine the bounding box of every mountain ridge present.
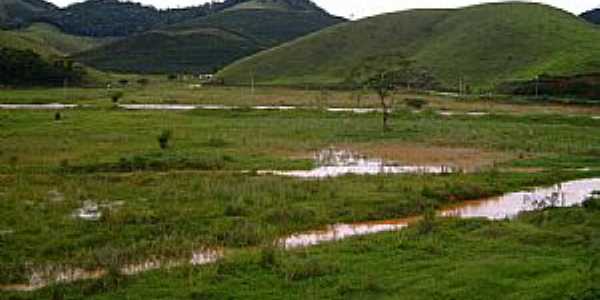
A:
[581,8,600,24]
[72,0,344,74]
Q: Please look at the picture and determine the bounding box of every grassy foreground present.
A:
[0,91,599,297]
[5,197,600,300]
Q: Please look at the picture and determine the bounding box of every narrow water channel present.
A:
[2,178,599,292]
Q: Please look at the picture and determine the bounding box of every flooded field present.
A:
[282,178,600,248]
[260,148,456,178]
[4,178,598,291]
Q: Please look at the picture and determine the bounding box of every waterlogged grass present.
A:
[0,101,599,294]
[1,109,600,172]
[1,170,588,284]
[8,199,600,299]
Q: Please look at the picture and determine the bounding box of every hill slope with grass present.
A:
[0,22,111,86]
[0,23,111,57]
[581,9,600,24]
[218,2,600,90]
[73,0,344,74]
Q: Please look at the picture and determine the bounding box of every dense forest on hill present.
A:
[0,47,84,86]
[581,9,600,24]
[1,0,333,37]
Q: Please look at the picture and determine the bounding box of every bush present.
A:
[110,91,124,103]
[404,98,428,110]
[158,130,172,150]
[259,246,278,268]
[137,78,149,86]
[583,192,600,211]
[417,207,437,234]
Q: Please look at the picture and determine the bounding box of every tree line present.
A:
[0,47,84,86]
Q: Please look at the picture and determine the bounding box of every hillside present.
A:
[11,23,111,55]
[0,22,112,86]
[0,23,111,57]
[0,0,55,29]
[581,9,600,24]
[218,2,600,90]
[73,1,344,74]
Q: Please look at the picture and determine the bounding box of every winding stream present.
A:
[2,178,598,292]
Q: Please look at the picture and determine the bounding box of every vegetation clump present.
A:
[109,91,124,103]
[157,129,172,150]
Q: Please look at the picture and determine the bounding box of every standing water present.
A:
[260,148,455,178]
[282,178,600,248]
[3,178,599,291]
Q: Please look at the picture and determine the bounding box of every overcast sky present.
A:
[47,0,598,19]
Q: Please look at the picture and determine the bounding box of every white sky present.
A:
[47,0,598,19]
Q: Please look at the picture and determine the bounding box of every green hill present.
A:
[0,23,111,57]
[218,2,600,90]
[0,22,111,86]
[73,1,343,74]
[10,23,111,55]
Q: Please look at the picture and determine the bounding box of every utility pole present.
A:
[535,75,539,98]
[249,71,255,96]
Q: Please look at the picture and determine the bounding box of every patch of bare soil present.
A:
[335,143,511,171]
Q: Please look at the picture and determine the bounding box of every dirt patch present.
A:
[335,143,510,171]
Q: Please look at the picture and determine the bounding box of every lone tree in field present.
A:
[351,54,438,132]
[351,54,414,132]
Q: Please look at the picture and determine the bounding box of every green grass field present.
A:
[8,201,599,300]
[1,84,600,298]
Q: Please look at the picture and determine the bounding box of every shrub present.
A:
[54,112,61,121]
[404,98,428,110]
[137,78,149,86]
[158,130,172,150]
[417,207,437,234]
[110,91,124,103]
[583,192,600,211]
[259,245,278,268]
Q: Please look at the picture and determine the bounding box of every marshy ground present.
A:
[1,84,600,299]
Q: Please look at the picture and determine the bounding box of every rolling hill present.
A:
[0,22,111,57]
[581,9,600,24]
[218,2,600,91]
[73,0,344,74]
[0,21,111,86]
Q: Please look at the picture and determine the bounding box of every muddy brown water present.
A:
[282,178,600,248]
[1,178,598,291]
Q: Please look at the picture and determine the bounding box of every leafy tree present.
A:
[351,54,412,131]
[350,54,439,131]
